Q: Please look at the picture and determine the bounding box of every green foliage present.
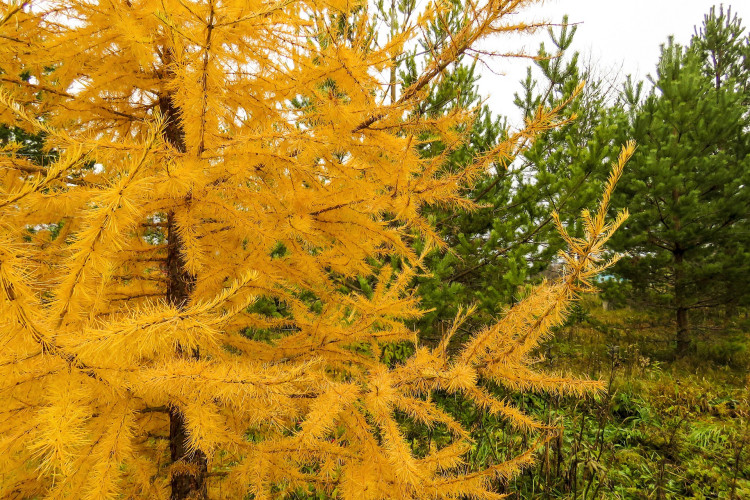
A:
[413,18,623,343]
[0,124,47,164]
[0,68,48,165]
[508,17,625,289]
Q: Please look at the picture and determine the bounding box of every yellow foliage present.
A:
[0,0,632,498]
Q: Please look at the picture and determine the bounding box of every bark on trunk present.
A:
[159,92,209,500]
[673,248,690,356]
[675,303,689,355]
[169,405,208,500]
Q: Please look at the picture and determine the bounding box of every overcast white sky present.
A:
[478,1,748,123]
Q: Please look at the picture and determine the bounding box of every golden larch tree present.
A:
[0,0,632,498]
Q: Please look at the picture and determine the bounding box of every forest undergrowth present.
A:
[497,300,750,499]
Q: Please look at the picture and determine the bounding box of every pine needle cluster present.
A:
[0,0,631,498]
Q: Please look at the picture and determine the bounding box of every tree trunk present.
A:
[673,248,690,356]
[169,405,208,500]
[159,92,209,500]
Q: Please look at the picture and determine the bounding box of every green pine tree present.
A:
[610,7,750,355]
